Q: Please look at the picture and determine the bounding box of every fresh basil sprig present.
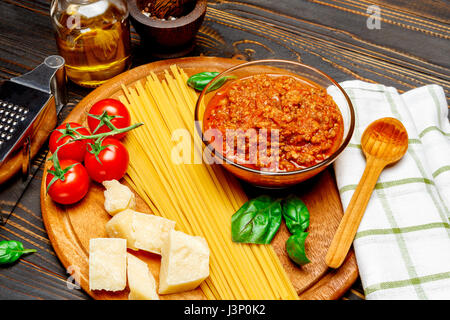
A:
[187,72,219,91]
[231,195,282,244]
[281,195,310,235]
[0,240,36,265]
[231,194,311,266]
[187,72,236,92]
[286,232,311,266]
[282,195,311,266]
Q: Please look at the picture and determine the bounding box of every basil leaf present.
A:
[0,240,36,265]
[187,72,236,92]
[282,195,310,235]
[206,76,237,93]
[231,195,282,244]
[286,232,310,266]
[187,72,220,91]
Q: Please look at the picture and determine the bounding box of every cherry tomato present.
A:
[49,122,92,162]
[87,99,131,140]
[84,137,129,183]
[46,160,90,205]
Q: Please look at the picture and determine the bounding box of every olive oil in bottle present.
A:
[51,0,131,87]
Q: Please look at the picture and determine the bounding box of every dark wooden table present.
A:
[0,0,448,300]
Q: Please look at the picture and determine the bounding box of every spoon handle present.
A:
[326,156,386,268]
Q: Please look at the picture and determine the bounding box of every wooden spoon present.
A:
[325,117,409,268]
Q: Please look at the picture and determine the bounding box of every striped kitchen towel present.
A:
[330,81,450,300]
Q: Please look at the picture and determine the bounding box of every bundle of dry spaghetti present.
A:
[119,65,298,300]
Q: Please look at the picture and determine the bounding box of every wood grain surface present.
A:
[0,0,448,300]
[40,57,358,300]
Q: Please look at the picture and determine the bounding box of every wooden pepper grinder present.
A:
[149,0,195,19]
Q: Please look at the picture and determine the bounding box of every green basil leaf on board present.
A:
[187,72,219,91]
[0,240,36,265]
[286,232,311,266]
[206,76,237,93]
[231,195,282,244]
[187,72,237,92]
[282,195,310,234]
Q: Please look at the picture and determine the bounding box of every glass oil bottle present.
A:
[51,0,131,87]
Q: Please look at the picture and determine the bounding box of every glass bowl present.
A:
[194,59,355,188]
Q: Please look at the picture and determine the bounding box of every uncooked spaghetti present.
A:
[119,65,298,300]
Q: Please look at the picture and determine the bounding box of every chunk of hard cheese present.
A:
[102,179,136,216]
[127,254,159,300]
[89,238,127,291]
[105,209,136,250]
[105,209,176,254]
[132,211,176,254]
[158,230,210,294]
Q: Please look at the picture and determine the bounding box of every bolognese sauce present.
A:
[203,74,344,172]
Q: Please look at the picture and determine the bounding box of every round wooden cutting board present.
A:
[40,57,358,300]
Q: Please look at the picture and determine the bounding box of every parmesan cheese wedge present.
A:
[105,209,176,254]
[102,179,136,216]
[158,230,210,294]
[127,254,159,300]
[104,209,136,249]
[89,238,127,291]
[131,211,175,254]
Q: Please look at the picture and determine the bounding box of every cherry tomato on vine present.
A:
[46,159,90,205]
[87,99,131,140]
[49,122,92,162]
[84,137,129,183]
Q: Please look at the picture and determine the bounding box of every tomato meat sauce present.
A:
[204,74,344,172]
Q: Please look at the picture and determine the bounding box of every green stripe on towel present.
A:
[419,126,450,138]
[355,222,450,239]
[432,165,450,179]
[348,139,421,150]
[339,177,434,194]
[364,272,450,296]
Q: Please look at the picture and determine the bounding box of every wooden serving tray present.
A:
[40,57,358,300]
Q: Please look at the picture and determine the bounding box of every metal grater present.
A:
[0,55,66,225]
[0,55,66,163]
